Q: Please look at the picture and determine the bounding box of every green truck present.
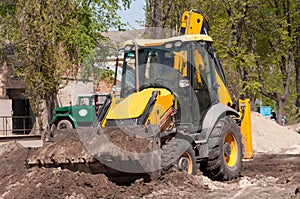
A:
[50,94,108,129]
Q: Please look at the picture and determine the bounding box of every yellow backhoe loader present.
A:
[27,9,253,182]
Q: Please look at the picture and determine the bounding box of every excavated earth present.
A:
[0,112,299,199]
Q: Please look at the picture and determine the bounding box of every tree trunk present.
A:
[276,97,283,125]
[145,0,177,39]
[0,62,8,97]
[295,26,300,107]
[31,99,49,134]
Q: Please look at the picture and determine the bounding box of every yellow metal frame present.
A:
[185,11,205,35]
[216,73,233,107]
[239,99,253,159]
[105,88,174,128]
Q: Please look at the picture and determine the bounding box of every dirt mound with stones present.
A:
[0,145,211,199]
[251,112,300,154]
[0,112,299,198]
[0,146,298,198]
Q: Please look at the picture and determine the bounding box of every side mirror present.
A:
[112,84,121,92]
[112,84,121,98]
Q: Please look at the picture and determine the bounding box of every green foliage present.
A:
[80,43,111,81]
[96,68,115,86]
[0,1,18,63]
[146,0,300,124]
[197,0,298,123]
[15,0,74,113]
[0,1,18,41]
[1,0,131,119]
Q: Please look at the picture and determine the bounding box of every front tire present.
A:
[57,120,73,129]
[161,138,197,175]
[201,116,243,181]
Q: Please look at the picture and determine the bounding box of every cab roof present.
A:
[123,34,213,47]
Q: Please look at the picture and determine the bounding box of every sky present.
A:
[117,0,146,30]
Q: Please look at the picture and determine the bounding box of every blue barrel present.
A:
[259,106,271,117]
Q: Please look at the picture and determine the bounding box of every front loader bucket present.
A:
[26,130,96,173]
[78,125,161,179]
[26,125,161,180]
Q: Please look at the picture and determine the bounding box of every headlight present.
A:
[165,42,173,49]
[124,45,132,51]
[174,41,182,47]
[179,79,190,88]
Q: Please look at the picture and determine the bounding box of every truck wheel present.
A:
[161,138,196,175]
[57,120,73,129]
[201,116,243,181]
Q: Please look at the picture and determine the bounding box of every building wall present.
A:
[0,99,12,135]
[57,80,94,107]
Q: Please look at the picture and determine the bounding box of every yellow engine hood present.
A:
[106,88,172,120]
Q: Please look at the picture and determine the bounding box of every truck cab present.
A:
[51,94,107,129]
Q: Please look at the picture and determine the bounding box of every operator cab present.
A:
[115,35,228,127]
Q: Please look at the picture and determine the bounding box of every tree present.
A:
[198,0,298,124]
[293,1,300,107]
[14,0,131,133]
[145,0,299,124]
[0,1,19,97]
[245,0,296,124]
[208,0,299,124]
[0,0,19,46]
[145,0,199,38]
[201,1,256,99]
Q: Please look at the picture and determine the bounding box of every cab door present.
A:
[189,42,219,123]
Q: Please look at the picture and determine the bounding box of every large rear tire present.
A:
[201,116,243,181]
[57,120,73,129]
[161,138,197,175]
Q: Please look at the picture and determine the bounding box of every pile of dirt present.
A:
[1,149,299,199]
[101,126,159,153]
[0,144,116,199]
[0,141,23,157]
[251,112,300,154]
[27,136,94,166]
[0,143,35,197]
[0,144,211,199]
[0,142,32,182]
[2,167,119,199]
[0,113,300,198]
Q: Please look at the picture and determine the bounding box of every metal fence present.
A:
[0,116,37,136]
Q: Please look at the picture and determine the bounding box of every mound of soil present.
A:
[0,145,210,199]
[3,168,119,199]
[27,136,94,166]
[0,112,300,198]
[0,142,23,157]
[101,126,159,153]
[1,148,298,199]
[251,112,300,154]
